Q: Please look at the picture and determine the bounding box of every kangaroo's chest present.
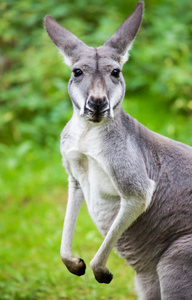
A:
[61,131,120,235]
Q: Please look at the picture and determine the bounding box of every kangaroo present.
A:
[44,2,192,299]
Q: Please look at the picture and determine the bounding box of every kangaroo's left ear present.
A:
[104,1,144,65]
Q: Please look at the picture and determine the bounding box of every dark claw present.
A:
[94,269,113,284]
[76,258,86,276]
[64,258,86,276]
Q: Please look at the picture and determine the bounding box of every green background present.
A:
[1,0,192,299]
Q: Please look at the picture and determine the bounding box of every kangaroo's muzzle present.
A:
[85,96,110,122]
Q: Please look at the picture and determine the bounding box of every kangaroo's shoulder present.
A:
[121,109,192,156]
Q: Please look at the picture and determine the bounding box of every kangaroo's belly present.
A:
[64,150,120,236]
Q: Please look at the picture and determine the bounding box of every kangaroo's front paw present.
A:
[93,266,113,284]
[62,257,86,276]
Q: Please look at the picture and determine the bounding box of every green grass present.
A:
[0,165,136,300]
[0,144,136,300]
[1,94,192,300]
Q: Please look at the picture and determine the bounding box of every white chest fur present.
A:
[60,120,120,235]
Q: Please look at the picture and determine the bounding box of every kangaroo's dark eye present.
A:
[73,68,83,77]
[111,69,120,78]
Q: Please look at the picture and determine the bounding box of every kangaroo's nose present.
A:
[87,96,109,113]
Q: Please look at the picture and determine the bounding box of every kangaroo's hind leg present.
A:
[157,235,192,300]
[135,270,161,300]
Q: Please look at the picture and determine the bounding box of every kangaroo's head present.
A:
[44,1,144,123]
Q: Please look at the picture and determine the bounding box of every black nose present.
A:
[87,97,109,113]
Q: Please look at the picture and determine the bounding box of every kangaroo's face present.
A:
[44,2,143,122]
[68,46,125,123]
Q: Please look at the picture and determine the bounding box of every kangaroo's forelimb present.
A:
[60,176,86,276]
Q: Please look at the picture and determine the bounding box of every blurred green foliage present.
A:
[1,0,192,147]
[131,0,192,110]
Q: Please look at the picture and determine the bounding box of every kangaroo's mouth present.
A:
[84,107,110,123]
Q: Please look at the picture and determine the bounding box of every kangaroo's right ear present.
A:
[44,16,87,66]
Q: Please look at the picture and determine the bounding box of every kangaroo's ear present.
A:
[104,1,144,65]
[44,16,87,66]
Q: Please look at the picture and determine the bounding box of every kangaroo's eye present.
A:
[111,69,120,78]
[73,68,83,77]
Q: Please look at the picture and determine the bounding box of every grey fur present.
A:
[44,1,192,298]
